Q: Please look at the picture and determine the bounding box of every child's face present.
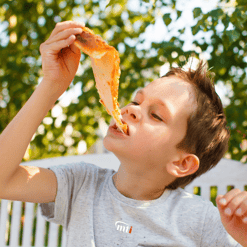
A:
[104,76,196,170]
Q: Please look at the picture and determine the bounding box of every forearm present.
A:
[0,79,60,185]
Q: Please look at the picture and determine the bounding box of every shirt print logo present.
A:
[115,221,133,234]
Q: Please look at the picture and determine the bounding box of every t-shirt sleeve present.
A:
[200,202,242,247]
[39,162,97,227]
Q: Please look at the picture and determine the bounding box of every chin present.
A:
[103,136,126,156]
[103,136,117,152]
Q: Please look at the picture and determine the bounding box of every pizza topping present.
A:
[76,34,87,44]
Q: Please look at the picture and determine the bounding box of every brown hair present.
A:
[162,61,230,190]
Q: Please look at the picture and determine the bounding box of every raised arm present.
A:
[0,21,84,203]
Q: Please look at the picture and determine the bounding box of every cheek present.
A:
[172,123,187,145]
[135,128,169,148]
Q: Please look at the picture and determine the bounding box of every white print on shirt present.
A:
[115,221,133,234]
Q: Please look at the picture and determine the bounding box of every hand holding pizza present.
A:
[39,21,85,96]
[39,20,127,133]
[216,188,247,247]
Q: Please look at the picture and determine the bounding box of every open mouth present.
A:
[111,120,130,136]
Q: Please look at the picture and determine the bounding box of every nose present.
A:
[121,104,141,122]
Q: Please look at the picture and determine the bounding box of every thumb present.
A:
[70,41,81,55]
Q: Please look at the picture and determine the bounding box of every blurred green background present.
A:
[0,0,246,163]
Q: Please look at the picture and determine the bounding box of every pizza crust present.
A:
[74,27,128,135]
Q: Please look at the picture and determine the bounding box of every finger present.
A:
[50,21,85,38]
[216,189,243,215]
[234,196,247,217]
[216,195,230,222]
[216,194,226,213]
[218,191,247,217]
[44,35,77,53]
[216,188,242,207]
[46,28,83,45]
[69,41,81,55]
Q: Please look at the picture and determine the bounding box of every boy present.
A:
[0,21,246,246]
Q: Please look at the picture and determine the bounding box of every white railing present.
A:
[0,152,246,247]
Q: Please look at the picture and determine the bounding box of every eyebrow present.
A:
[136,89,173,121]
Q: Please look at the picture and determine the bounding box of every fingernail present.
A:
[224,208,232,216]
[219,198,227,206]
[243,217,247,224]
[236,208,242,216]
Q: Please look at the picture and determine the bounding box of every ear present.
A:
[167,154,199,178]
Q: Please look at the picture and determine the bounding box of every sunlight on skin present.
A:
[22,166,41,182]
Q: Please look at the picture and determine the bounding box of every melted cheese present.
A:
[74,27,128,134]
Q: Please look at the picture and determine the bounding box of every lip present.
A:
[109,119,130,136]
[109,125,129,137]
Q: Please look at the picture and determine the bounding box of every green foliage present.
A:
[189,1,247,162]
[106,0,126,8]
[0,0,246,163]
[163,13,172,26]
[193,7,202,19]
[106,0,158,8]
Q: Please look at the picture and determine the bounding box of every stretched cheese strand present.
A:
[74,27,128,135]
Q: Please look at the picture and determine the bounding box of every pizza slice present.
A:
[74,26,128,135]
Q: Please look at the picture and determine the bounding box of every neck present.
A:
[112,163,175,201]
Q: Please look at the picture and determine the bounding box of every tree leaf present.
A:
[193,7,202,19]
[106,0,126,8]
[222,15,230,29]
[209,8,224,20]
[176,10,182,19]
[191,24,200,35]
[225,30,240,44]
[178,28,185,34]
[163,13,172,26]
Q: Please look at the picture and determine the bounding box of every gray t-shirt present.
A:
[39,162,241,247]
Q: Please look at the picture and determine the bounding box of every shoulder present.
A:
[169,188,212,206]
[48,161,115,174]
[168,188,224,228]
[47,161,116,184]
[167,188,214,216]
[167,188,221,234]
[164,189,239,245]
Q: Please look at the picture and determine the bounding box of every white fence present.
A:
[0,153,246,247]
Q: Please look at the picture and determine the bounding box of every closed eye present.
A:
[151,113,163,121]
[130,101,139,105]
[130,101,163,121]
